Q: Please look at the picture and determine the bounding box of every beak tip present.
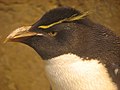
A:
[4,26,32,44]
[3,37,11,44]
[3,39,7,44]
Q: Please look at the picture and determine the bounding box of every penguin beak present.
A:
[4,26,43,43]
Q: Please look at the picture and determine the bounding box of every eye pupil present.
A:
[52,32,55,34]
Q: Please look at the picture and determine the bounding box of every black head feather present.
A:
[32,7,81,28]
[23,7,120,62]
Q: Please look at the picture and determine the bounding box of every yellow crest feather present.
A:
[39,11,90,29]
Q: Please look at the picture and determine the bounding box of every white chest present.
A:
[44,53,117,90]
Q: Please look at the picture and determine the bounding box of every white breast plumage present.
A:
[44,53,117,90]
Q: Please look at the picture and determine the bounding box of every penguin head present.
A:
[5,7,91,60]
[5,7,119,61]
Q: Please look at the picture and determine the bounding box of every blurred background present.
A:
[0,0,120,90]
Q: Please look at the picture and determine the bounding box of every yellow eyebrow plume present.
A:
[39,19,65,29]
[39,11,89,29]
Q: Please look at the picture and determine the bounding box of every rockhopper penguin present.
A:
[5,7,120,90]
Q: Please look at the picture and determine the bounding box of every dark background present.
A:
[0,0,120,90]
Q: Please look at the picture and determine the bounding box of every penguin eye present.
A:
[48,31,57,37]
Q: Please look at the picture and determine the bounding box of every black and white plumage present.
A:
[5,7,120,90]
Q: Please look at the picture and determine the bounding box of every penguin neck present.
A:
[44,53,117,90]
